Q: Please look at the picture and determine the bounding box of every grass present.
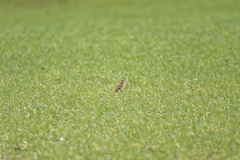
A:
[0,0,240,159]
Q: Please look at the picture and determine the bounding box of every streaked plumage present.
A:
[115,79,125,92]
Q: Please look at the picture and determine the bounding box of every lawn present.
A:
[0,0,240,159]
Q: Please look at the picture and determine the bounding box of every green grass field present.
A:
[0,0,240,159]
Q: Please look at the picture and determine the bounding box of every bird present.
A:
[115,79,126,92]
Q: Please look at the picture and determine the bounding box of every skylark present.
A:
[115,79,126,92]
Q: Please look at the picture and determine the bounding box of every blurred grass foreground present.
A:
[0,0,240,159]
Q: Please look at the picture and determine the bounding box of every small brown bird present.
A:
[115,79,126,92]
